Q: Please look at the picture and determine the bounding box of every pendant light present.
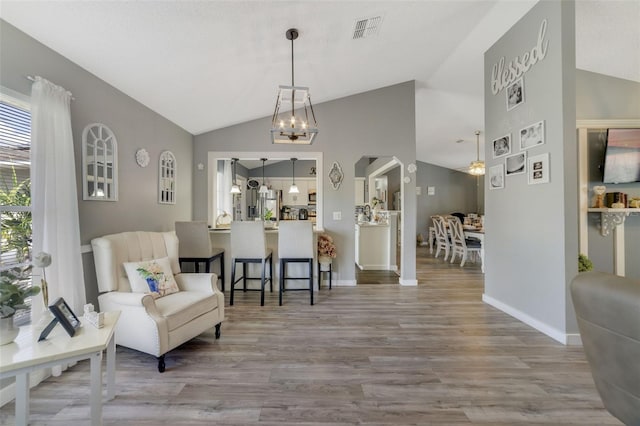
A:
[230,158,241,194]
[289,158,299,194]
[259,158,269,194]
[468,130,485,176]
[270,28,319,145]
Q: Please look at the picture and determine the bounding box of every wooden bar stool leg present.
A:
[309,259,313,305]
[230,259,236,306]
[219,253,225,292]
[279,259,285,306]
[260,259,266,306]
[243,262,247,292]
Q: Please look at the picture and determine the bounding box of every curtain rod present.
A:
[25,75,76,100]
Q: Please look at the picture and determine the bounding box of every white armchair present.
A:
[91,231,224,372]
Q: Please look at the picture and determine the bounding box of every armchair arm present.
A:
[174,273,224,323]
[175,273,220,294]
[97,291,168,356]
[99,291,149,307]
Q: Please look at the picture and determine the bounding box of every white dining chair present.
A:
[447,216,481,267]
[432,215,450,261]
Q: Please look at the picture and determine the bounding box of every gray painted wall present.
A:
[578,70,640,280]
[484,1,578,339]
[577,70,640,120]
[194,82,417,283]
[415,161,480,240]
[1,20,193,306]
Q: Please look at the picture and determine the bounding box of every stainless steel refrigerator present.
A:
[260,189,281,224]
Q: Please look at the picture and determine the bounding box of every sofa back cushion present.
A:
[92,231,180,293]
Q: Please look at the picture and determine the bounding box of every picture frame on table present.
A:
[492,134,512,158]
[505,151,527,176]
[527,152,550,185]
[506,77,524,111]
[49,297,81,337]
[520,120,545,150]
[489,164,505,190]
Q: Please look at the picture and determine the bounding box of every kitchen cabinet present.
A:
[355,223,390,270]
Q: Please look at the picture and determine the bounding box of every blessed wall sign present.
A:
[491,19,549,96]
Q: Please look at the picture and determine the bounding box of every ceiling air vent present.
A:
[352,16,383,40]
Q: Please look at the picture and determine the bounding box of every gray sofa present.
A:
[570,271,640,426]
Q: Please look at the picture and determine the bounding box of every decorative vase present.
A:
[0,316,19,345]
[318,256,332,271]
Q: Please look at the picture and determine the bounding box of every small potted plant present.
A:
[578,253,593,272]
[317,233,337,271]
[0,265,40,345]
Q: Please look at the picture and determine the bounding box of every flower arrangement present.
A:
[33,252,52,306]
[317,233,337,259]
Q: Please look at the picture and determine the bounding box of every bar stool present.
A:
[229,221,273,306]
[175,221,225,291]
[278,221,314,305]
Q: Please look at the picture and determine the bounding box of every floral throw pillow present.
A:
[123,257,179,298]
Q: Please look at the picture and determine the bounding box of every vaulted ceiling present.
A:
[1,1,638,171]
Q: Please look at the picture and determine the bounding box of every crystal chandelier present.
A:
[469,130,485,176]
[270,28,318,145]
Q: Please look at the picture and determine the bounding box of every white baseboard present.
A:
[399,278,418,286]
[482,294,578,345]
[566,334,582,346]
[335,280,357,286]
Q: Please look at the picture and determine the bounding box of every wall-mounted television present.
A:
[602,128,640,184]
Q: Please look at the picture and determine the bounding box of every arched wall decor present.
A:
[82,123,118,201]
[159,150,176,204]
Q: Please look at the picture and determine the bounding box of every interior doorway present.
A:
[354,156,403,284]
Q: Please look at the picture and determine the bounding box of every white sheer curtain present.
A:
[30,76,86,321]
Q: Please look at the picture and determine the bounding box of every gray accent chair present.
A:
[570,271,640,426]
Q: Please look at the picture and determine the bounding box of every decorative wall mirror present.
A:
[82,123,118,201]
[159,150,176,204]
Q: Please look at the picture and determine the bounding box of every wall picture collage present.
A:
[489,75,550,190]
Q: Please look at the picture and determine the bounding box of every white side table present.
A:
[0,311,120,426]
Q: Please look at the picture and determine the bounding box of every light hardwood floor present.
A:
[0,248,620,425]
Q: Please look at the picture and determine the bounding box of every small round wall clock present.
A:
[135,148,150,168]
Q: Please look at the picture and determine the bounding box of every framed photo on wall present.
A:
[505,151,526,176]
[489,164,505,190]
[527,152,550,185]
[506,77,525,111]
[520,120,545,150]
[492,134,512,158]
